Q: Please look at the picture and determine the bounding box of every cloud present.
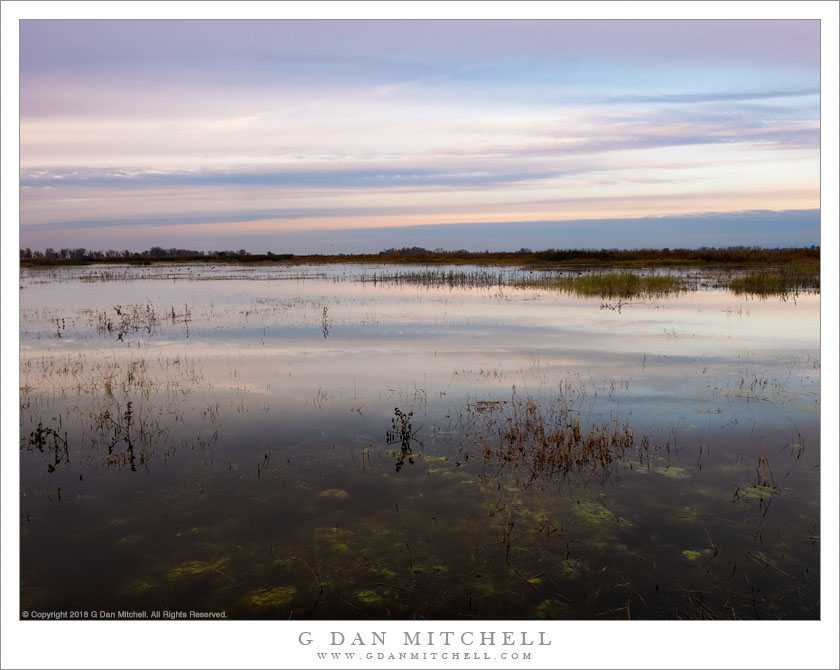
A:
[20,20,820,77]
[18,166,558,190]
[600,87,820,105]
[197,115,263,131]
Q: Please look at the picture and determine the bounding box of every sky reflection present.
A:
[19,264,819,434]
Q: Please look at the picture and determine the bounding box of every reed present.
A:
[519,272,683,298]
[729,263,819,296]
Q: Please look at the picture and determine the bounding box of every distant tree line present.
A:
[20,245,819,267]
[374,245,819,264]
[19,247,295,265]
[532,245,820,264]
[21,246,244,261]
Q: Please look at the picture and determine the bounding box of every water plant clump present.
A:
[463,390,648,480]
[574,501,616,525]
[250,586,297,608]
[167,557,231,581]
[354,589,383,604]
[387,407,415,448]
[318,488,350,499]
[23,423,69,473]
[387,407,420,472]
[95,302,162,340]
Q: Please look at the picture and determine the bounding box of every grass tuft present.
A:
[729,263,819,296]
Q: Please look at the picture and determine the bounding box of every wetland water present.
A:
[19,263,820,619]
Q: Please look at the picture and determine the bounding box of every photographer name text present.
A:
[299,631,551,647]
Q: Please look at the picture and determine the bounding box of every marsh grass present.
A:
[20,350,213,473]
[729,263,820,296]
[363,265,820,299]
[95,303,161,340]
[730,274,787,294]
[359,268,507,288]
[27,260,821,302]
[361,267,684,298]
[520,272,683,298]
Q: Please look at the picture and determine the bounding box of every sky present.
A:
[18,19,822,252]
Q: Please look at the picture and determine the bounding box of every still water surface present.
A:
[19,263,820,618]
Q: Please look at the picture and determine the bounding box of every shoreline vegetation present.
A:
[20,245,819,297]
[20,244,819,267]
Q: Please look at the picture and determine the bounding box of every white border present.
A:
[2,0,838,20]
[2,3,838,669]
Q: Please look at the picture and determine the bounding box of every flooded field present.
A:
[19,263,820,619]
